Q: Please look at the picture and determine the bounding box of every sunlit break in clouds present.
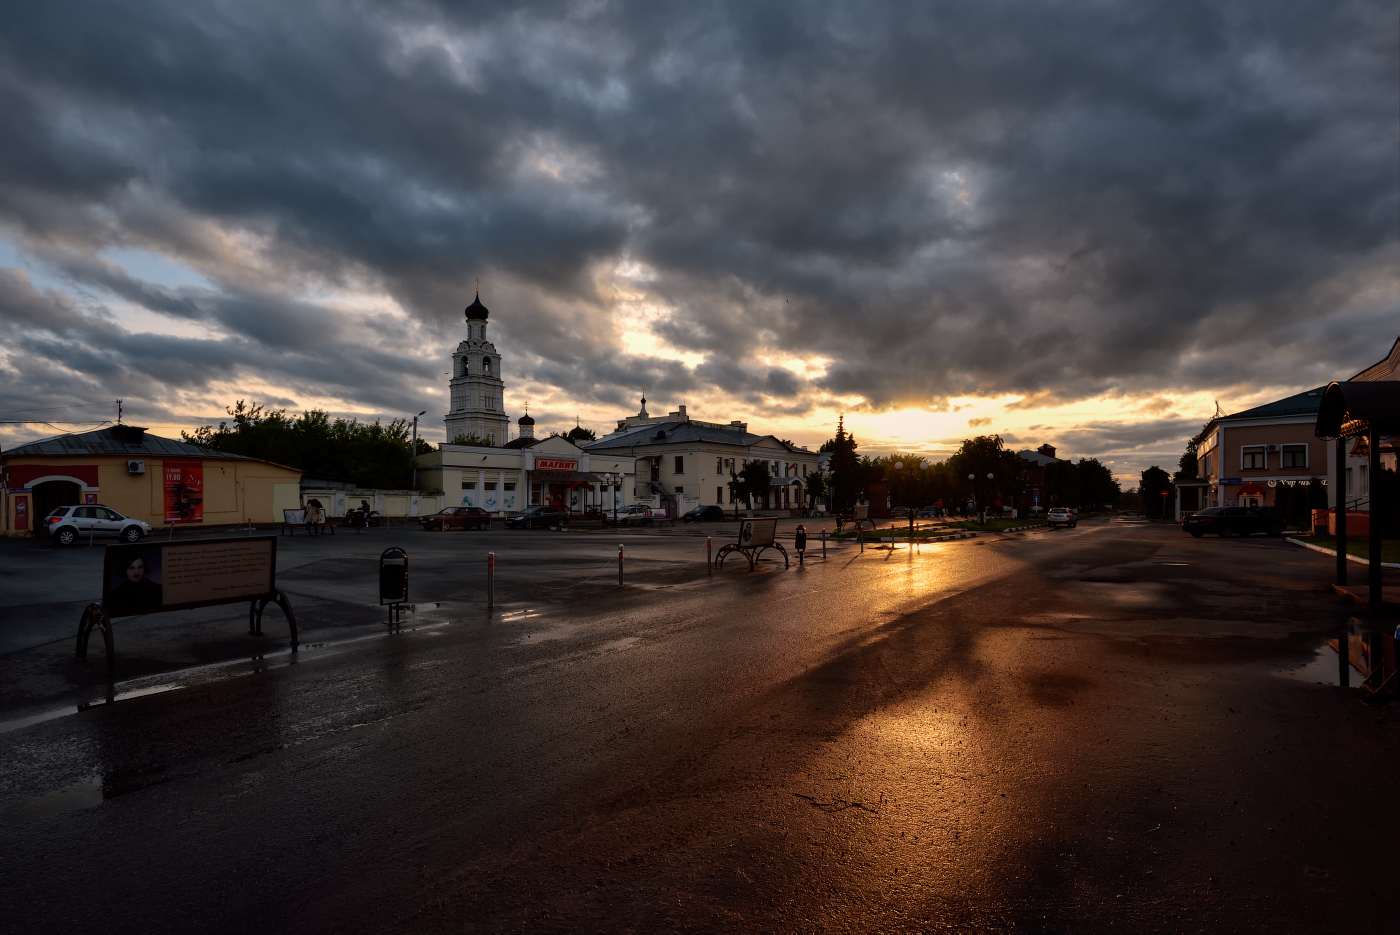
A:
[1,1,1396,480]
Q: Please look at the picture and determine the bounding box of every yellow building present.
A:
[1,425,302,537]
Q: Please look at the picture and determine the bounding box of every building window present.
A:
[716,486,723,503]
[674,456,684,474]
[484,482,497,491]
[1241,446,1266,470]
[503,483,516,491]
[716,457,723,473]
[462,481,475,490]
[675,486,683,494]
[1361,464,1369,495]
[1201,453,1212,477]
[1280,445,1307,468]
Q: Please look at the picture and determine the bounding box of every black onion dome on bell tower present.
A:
[518,412,535,426]
[465,294,489,320]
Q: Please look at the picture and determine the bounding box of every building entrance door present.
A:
[33,480,81,519]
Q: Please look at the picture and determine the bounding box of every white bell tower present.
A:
[444,286,509,446]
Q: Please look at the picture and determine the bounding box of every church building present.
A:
[444,292,509,446]
[415,291,638,516]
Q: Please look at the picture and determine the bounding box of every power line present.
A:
[0,401,117,416]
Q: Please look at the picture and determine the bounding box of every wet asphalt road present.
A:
[2,517,1398,933]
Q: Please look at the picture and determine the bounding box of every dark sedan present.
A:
[504,505,568,529]
[1183,506,1282,538]
[681,505,726,523]
[420,506,492,531]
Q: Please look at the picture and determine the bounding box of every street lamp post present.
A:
[410,410,426,489]
[984,472,994,525]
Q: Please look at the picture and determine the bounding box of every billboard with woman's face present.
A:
[104,546,164,615]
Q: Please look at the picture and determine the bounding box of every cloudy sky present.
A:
[1,1,1396,481]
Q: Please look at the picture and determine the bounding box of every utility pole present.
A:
[411,410,426,488]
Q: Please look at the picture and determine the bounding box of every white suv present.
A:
[44,505,152,546]
[1046,507,1077,529]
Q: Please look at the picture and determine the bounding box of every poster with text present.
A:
[164,459,204,524]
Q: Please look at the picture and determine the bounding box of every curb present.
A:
[1285,537,1400,570]
[876,532,979,542]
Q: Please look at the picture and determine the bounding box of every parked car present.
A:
[420,506,492,531]
[1046,507,1077,529]
[612,504,649,525]
[919,504,941,517]
[43,504,151,546]
[504,505,568,529]
[1182,506,1282,538]
[682,505,726,523]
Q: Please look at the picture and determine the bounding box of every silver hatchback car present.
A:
[1046,507,1077,529]
[44,504,152,546]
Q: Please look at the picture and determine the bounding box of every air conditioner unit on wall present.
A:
[1266,445,1279,452]
[126,460,145,475]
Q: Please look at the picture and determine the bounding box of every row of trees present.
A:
[817,419,1121,514]
[185,401,419,489]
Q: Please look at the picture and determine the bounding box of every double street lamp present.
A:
[602,473,618,525]
[968,471,994,524]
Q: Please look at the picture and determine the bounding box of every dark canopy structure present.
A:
[1314,380,1400,627]
[1314,381,1400,438]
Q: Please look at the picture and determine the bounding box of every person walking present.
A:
[354,499,372,534]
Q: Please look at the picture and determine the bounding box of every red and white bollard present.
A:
[487,551,495,608]
[618,543,625,586]
[707,536,712,574]
[821,528,826,558]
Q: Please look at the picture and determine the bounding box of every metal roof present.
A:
[2,425,261,461]
[1224,387,1327,421]
[586,421,765,450]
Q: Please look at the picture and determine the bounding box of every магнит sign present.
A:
[163,459,204,524]
[535,457,578,472]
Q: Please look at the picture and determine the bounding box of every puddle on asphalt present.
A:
[0,620,455,737]
[1,775,103,825]
[1275,641,1352,686]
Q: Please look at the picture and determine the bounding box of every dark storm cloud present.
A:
[0,0,1396,437]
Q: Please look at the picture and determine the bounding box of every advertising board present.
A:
[103,536,277,616]
[163,459,204,524]
[738,517,777,548]
[535,457,579,472]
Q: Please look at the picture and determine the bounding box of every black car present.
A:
[1182,506,1282,538]
[504,505,568,529]
[681,505,726,523]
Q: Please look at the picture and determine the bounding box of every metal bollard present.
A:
[858,524,864,553]
[707,536,712,574]
[821,528,826,558]
[487,551,495,609]
[618,543,624,586]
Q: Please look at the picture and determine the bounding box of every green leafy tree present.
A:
[948,435,1023,511]
[1076,458,1121,510]
[1140,466,1174,519]
[185,400,416,489]
[448,433,496,447]
[729,459,771,512]
[804,468,827,512]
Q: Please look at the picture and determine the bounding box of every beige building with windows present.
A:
[1,425,302,536]
[583,398,822,516]
[1194,389,1326,510]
